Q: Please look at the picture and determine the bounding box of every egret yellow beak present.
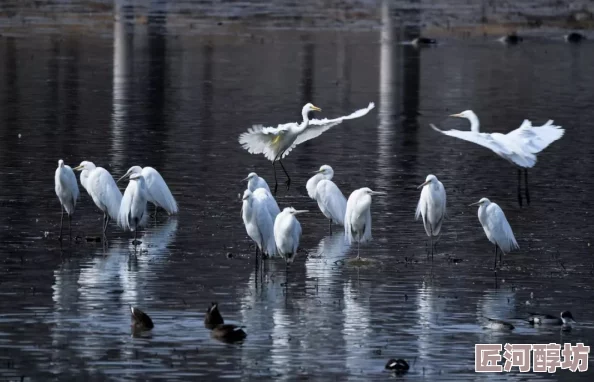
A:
[417,180,431,189]
[449,113,462,118]
[116,174,128,184]
[311,105,322,112]
[469,201,482,206]
[241,176,250,182]
[293,210,309,215]
[72,165,84,171]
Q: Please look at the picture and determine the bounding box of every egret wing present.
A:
[92,168,123,220]
[143,167,178,214]
[118,183,134,231]
[484,203,519,253]
[64,166,80,206]
[430,124,514,156]
[506,119,564,154]
[253,196,277,257]
[239,122,298,161]
[316,180,347,225]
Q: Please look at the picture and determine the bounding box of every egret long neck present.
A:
[296,110,310,134]
[467,113,480,133]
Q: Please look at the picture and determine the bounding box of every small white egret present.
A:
[54,159,80,240]
[306,165,347,234]
[344,188,386,259]
[241,189,277,258]
[274,207,307,274]
[242,172,271,193]
[415,174,446,260]
[238,102,375,194]
[431,110,564,206]
[118,166,178,216]
[118,173,149,244]
[73,161,122,234]
[470,198,519,269]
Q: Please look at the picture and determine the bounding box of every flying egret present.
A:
[274,207,307,276]
[344,188,386,259]
[54,159,80,240]
[306,165,347,234]
[73,161,122,234]
[430,110,564,206]
[118,166,178,216]
[241,189,277,258]
[118,173,149,244]
[415,174,446,260]
[238,102,375,194]
[470,198,519,269]
[242,172,271,193]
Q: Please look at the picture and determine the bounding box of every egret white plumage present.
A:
[242,172,271,193]
[118,173,149,243]
[344,188,386,259]
[306,165,347,234]
[73,161,122,234]
[55,159,80,240]
[241,189,278,258]
[415,174,446,260]
[430,110,564,206]
[118,166,178,216]
[274,207,307,273]
[470,198,519,269]
[238,102,375,194]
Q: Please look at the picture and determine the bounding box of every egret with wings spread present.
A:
[239,102,375,194]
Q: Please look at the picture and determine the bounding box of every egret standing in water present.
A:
[431,110,564,206]
[415,174,446,260]
[238,102,375,194]
[73,161,122,234]
[241,189,277,258]
[274,207,307,276]
[242,172,271,193]
[55,159,80,240]
[306,165,347,234]
[344,188,386,259]
[118,166,178,216]
[470,198,519,269]
[118,173,149,245]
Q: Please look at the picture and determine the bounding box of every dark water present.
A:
[0,13,593,382]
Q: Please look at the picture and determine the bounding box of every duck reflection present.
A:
[477,285,516,340]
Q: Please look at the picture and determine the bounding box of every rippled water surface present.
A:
[0,15,593,382]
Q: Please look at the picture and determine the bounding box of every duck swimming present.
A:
[528,311,575,326]
[130,306,154,331]
[385,358,409,375]
[483,317,515,331]
[204,302,247,343]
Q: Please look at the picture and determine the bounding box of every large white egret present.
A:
[238,102,375,194]
[118,173,149,243]
[470,198,519,269]
[73,161,122,234]
[344,188,386,259]
[430,110,564,206]
[118,166,178,216]
[306,165,347,234]
[54,159,80,240]
[241,189,277,258]
[415,174,446,260]
[274,207,307,272]
[242,172,271,193]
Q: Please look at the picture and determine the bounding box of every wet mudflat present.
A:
[0,18,593,382]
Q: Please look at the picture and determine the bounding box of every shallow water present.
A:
[0,12,593,382]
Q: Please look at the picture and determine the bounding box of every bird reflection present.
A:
[342,280,372,373]
[415,282,447,371]
[477,286,516,340]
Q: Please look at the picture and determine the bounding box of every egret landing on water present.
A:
[118,166,178,217]
[118,173,149,247]
[241,189,278,259]
[345,188,386,260]
[470,198,519,270]
[55,159,80,241]
[306,165,347,235]
[415,175,446,261]
[431,110,564,207]
[242,172,271,193]
[274,207,307,280]
[73,161,122,235]
[238,102,375,195]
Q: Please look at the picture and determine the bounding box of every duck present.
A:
[385,358,409,374]
[411,37,437,46]
[204,302,247,343]
[483,317,515,331]
[130,306,154,331]
[499,33,523,44]
[565,32,586,43]
[528,311,575,326]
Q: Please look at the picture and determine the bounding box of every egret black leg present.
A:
[272,161,279,195]
[103,213,108,234]
[524,169,530,206]
[430,227,434,262]
[68,214,72,241]
[357,242,360,259]
[517,169,523,208]
[329,220,332,235]
[493,244,498,269]
[154,204,158,220]
[278,160,291,190]
[59,207,64,240]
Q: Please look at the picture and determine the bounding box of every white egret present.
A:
[238,102,375,194]
[118,173,149,243]
[241,189,277,258]
[430,110,564,206]
[470,198,519,269]
[73,161,123,234]
[344,188,386,259]
[274,207,307,272]
[242,172,271,193]
[118,166,178,216]
[415,174,446,260]
[54,159,80,240]
[306,165,347,234]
